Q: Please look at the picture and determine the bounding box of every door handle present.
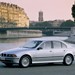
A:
[50,51,52,52]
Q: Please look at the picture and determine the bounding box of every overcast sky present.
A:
[0,0,75,21]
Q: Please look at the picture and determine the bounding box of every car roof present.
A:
[29,36,68,41]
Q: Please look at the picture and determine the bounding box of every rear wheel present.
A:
[63,55,73,66]
[19,56,31,68]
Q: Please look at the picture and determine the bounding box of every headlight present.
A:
[1,53,17,57]
[11,54,17,57]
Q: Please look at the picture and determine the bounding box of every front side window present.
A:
[39,41,52,50]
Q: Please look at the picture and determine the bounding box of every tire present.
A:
[63,55,73,66]
[19,56,31,68]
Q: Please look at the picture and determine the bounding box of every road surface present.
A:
[0,62,75,75]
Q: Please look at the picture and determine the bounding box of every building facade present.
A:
[0,2,29,28]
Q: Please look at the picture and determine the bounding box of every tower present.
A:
[38,11,44,22]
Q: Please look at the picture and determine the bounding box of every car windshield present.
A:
[22,40,42,48]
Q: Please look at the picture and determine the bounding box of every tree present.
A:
[60,20,75,28]
[72,4,75,21]
[30,21,53,29]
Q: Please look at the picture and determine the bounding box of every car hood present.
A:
[0,47,33,54]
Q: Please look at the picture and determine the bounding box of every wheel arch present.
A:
[19,54,32,64]
[64,53,74,61]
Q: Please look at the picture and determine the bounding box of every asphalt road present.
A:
[0,62,75,75]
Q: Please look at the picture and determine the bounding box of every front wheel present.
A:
[19,56,31,68]
[63,55,73,66]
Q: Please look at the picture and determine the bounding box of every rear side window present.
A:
[62,43,67,48]
[52,41,67,49]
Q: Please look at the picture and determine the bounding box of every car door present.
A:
[32,41,53,62]
[51,41,67,61]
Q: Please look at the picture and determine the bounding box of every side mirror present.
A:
[37,47,43,50]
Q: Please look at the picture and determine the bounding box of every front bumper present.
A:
[0,57,19,64]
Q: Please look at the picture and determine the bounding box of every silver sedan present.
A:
[0,37,75,68]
